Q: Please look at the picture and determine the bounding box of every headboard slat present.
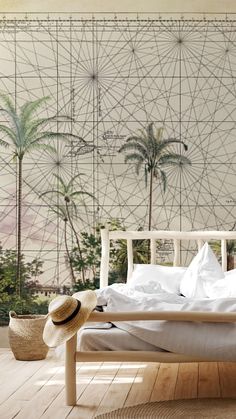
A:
[173,239,180,267]
[127,239,133,281]
[100,227,110,288]
[221,239,227,272]
[150,239,156,264]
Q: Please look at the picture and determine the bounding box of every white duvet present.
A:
[96,284,236,361]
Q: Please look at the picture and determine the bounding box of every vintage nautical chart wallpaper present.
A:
[0,13,235,283]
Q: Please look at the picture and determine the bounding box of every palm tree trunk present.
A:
[16,157,23,296]
[148,169,154,231]
[227,254,234,271]
[64,220,76,286]
[65,201,86,284]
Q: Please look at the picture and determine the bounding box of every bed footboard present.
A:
[65,309,236,405]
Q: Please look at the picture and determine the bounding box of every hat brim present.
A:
[43,290,97,347]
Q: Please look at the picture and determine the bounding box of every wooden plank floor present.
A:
[0,349,236,419]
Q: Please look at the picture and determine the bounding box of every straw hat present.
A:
[43,290,97,347]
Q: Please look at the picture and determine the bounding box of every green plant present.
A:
[226,240,236,256]
[112,237,149,281]
[72,277,99,293]
[119,123,191,230]
[40,173,94,284]
[0,246,44,325]
[71,231,101,279]
[70,220,150,287]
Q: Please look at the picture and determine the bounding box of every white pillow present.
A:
[225,268,236,278]
[206,268,236,299]
[180,243,224,298]
[128,264,187,295]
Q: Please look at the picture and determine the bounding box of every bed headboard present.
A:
[99,228,236,288]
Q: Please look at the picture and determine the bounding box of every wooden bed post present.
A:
[150,239,156,264]
[127,239,134,281]
[100,226,110,288]
[173,239,180,266]
[221,239,227,272]
[65,333,77,406]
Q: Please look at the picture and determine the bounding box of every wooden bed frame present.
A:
[65,228,236,405]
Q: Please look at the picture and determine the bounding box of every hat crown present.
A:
[49,296,78,323]
[43,290,97,347]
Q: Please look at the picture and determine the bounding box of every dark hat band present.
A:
[52,299,81,326]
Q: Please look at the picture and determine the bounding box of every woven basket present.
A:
[8,311,49,361]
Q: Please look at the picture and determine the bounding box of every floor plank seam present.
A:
[149,363,161,401]
[91,363,122,418]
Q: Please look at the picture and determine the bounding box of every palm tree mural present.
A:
[49,205,76,285]
[119,123,191,230]
[40,173,94,284]
[0,94,84,295]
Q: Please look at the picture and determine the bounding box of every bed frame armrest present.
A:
[88,310,236,323]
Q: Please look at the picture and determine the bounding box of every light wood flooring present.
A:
[1,348,236,418]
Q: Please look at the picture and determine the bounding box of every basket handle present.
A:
[9,311,17,318]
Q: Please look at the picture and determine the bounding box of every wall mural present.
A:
[0,13,235,289]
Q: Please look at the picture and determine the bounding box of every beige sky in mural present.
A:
[0,0,236,13]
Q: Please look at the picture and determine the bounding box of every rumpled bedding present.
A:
[96,283,236,361]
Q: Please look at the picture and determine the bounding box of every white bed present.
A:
[65,228,236,406]
[79,326,164,352]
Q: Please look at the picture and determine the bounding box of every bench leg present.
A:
[65,333,77,405]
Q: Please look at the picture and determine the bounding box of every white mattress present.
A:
[78,326,165,352]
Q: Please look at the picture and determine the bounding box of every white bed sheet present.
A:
[95,284,236,361]
[78,326,165,352]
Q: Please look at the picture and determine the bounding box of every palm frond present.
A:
[70,191,95,200]
[32,132,86,145]
[52,174,67,192]
[119,141,149,160]
[49,204,68,220]
[29,132,67,142]
[156,127,164,142]
[0,93,15,113]
[134,158,144,176]
[25,115,73,138]
[20,97,50,126]
[159,169,167,192]
[162,138,188,151]
[0,101,21,144]
[124,153,144,167]
[137,128,148,140]
[67,173,85,191]
[0,124,16,143]
[25,116,57,138]
[0,138,10,148]
[159,154,191,167]
[121,135,149,152]
[147,122,154,139]
[39,189,64,198]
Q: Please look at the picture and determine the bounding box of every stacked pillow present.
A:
[204,268,236,299]
[128,243,236,299]
[180,243,224,298]
[128,264,187,294]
